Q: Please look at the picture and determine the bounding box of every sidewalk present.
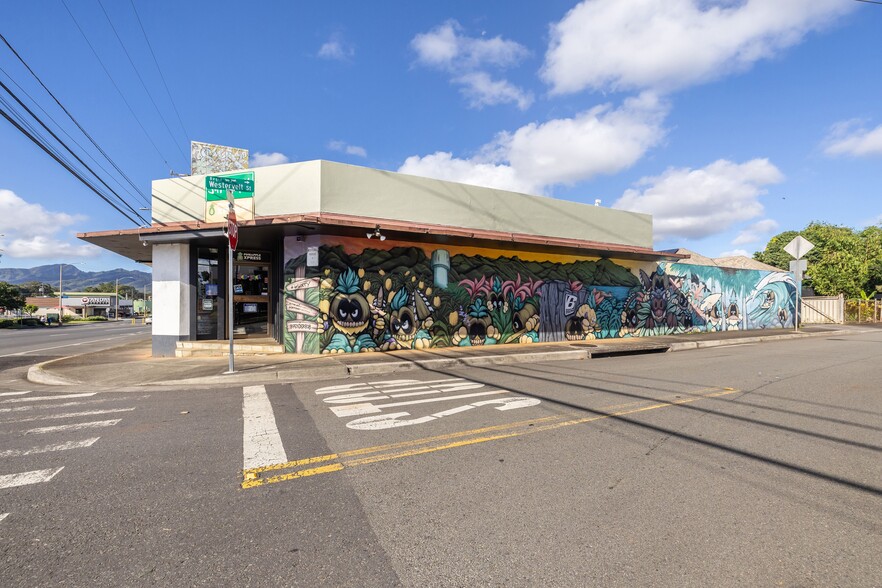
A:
[27,324,861,388]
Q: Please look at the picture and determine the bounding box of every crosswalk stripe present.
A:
[26,419,121,435]
[1,393,96,404]
[0,396,147,414]
[0,407,135,425]
[0,467,64,489]
[0,438,101,458]
[0,391,30,397]
[243,385,287,470]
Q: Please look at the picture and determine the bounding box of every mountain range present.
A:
[0,264,151,292]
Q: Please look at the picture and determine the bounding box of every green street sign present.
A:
[205,172,255,201]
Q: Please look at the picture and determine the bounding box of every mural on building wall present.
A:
[283,240,796,354]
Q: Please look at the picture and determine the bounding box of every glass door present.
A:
[196,248,220,340]
[233,254,270,338]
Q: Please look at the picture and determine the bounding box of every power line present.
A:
[60,0,175,171]
[0,65,148,208]
[0,103,143,225]
[0,78,148,223]
[96,0,188,166]
[129,0,191,146]
[0,32,151,207]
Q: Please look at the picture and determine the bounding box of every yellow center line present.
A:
[241,386,739,488]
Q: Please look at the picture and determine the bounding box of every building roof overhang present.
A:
[78,212,686,264]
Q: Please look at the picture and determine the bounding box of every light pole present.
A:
[57,262,86,324]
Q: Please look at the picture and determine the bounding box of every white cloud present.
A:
[542,0,854,95]
[718,248,751,258]
[613,159,784,240]
[250,152,289,167]
[399,93,668,194]
[328,140,367,158]
[822,120,882,157]
[4,235,95,259]
[0,189,95,259]
[411,20,532,110]
[732,218,779,245]
[318,34,354,61]
[454,72,533,111]
[412,20,529,70]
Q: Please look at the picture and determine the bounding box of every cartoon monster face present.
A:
[512,301,539,334]
[328,268,372,336]
[329,292,370,334]
[565,303,598,341]
[390,306,418,342]
[465,298,493,345]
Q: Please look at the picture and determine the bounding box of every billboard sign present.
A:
[191,141,248,176]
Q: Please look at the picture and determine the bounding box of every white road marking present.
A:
[330,389,511,418]
[1,393,96,404]
[315,378,465,395]
[0,397,134,414]
[26,419,121,435]
[0,335,136,358]
[0,437,100,457]
[0,467,64,489]
[346,397,543,431]
[0,513,8,523]
[0,391,31,397]
[0,407,135,425]
[242,385,287,469]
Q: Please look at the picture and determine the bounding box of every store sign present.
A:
[236,251,268,263]
[82,296,111,306]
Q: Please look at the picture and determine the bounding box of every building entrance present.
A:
[232,251,271,338]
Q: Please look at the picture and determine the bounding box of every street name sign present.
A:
[206,175,254,195]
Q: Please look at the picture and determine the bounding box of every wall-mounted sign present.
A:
[236,251,268,263]
[202,298,214,311]
[81,297,111,306]
[191,141,248,176]
[306,246,319,267]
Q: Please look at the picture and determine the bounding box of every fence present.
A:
[844,298,882,323]
[801,295,844,324]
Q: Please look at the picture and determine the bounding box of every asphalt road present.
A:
[1,329,880,586]
[0,321,150,375]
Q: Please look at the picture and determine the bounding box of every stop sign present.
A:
[227,207,238,251]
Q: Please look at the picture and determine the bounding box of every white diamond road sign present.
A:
[784,235,814,260]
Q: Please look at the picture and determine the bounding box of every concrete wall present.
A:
[281,236,796,354]
[152,160,652,249]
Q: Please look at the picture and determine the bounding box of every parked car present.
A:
[144,316,152,324]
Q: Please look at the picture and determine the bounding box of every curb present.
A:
[26,327,858,387]
[27,362,83,387]
[667,328,851,352]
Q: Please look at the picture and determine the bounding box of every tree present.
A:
[23,304,38,316]
[754,222,882,298]
[85,282,116,293]
[0,282,26,312]
[18,281,56,297]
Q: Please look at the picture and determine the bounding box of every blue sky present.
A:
[1,0,880,272]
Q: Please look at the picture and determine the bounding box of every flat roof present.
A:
[81,160,679,263]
